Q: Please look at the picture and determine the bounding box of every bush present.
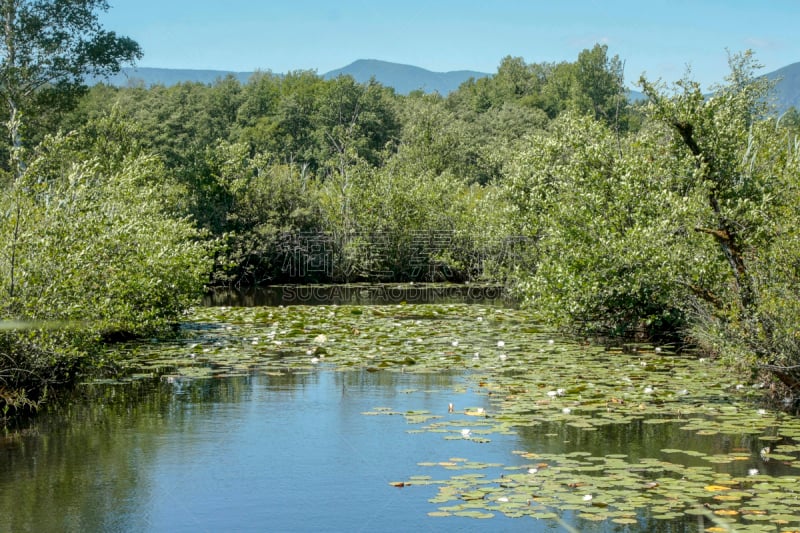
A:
[0,118,213,416]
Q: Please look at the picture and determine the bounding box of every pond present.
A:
[2,290,800,532]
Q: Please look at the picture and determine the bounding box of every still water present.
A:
[2,291,799,531]
[2,368,774,532]
[1,370,557,532]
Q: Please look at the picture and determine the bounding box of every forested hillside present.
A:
[2,0,800,418]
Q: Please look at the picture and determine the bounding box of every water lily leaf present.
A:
[103,300,800,531]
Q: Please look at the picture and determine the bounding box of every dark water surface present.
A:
[203,283,507,307]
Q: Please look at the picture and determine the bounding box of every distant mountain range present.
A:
[766,61,800,113]
[322,59,488,95]
[88,59,488,95]
[91,59,800,113]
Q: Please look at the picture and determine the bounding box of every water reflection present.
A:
[2,368,793,532]
[514,418,767,475]
[0,370,544,532]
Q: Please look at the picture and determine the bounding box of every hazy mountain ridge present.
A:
[322,59,488,95]
[766,61,800,114]
[90,60,489,95]
[90,59,800,111]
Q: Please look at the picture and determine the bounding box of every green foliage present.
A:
[394,93,475,178]
[234,70,321,167]
[5,37,800,413]
[638,54,800,392]
[0,0,141,159]
[644,52,800,363]
[203,141,324,286]
[497,49,800,399]
[448,45,629,129]
[317,158,499,282]
[1,131,212,333]
[0,116,213,414]
[314,76,400,173]
[502,113,711,338]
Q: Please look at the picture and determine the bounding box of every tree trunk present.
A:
[673,120,756,311]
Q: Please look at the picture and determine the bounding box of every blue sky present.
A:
[101,0,800,90]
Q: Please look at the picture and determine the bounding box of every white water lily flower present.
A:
[473,352,480,360]
[556,388,565,396]
[497,340,505,347]
[461,429,471,438]
[757,408,767,415]
[548,339,554,345]
[310,357,319,364]
[451,340,459,347]
[547,390,558,398]
[644,387,654,394]
[498,353,507,361]
[528,468,538,474]
[562,407,571,414]
[748,468,759,476]
[583,494,593,501]
[497,496,509,503]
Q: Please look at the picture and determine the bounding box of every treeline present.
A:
[3,37,800,415]
[45,44,630,287]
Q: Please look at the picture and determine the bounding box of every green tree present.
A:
[573,44,626,122]
[314,76,399,174]
[235,70,322,171]
[503,112,709,338]
[643,52,800,393]
[200,140,323,286]
[0,114,213,413]
[0,0,141,167]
